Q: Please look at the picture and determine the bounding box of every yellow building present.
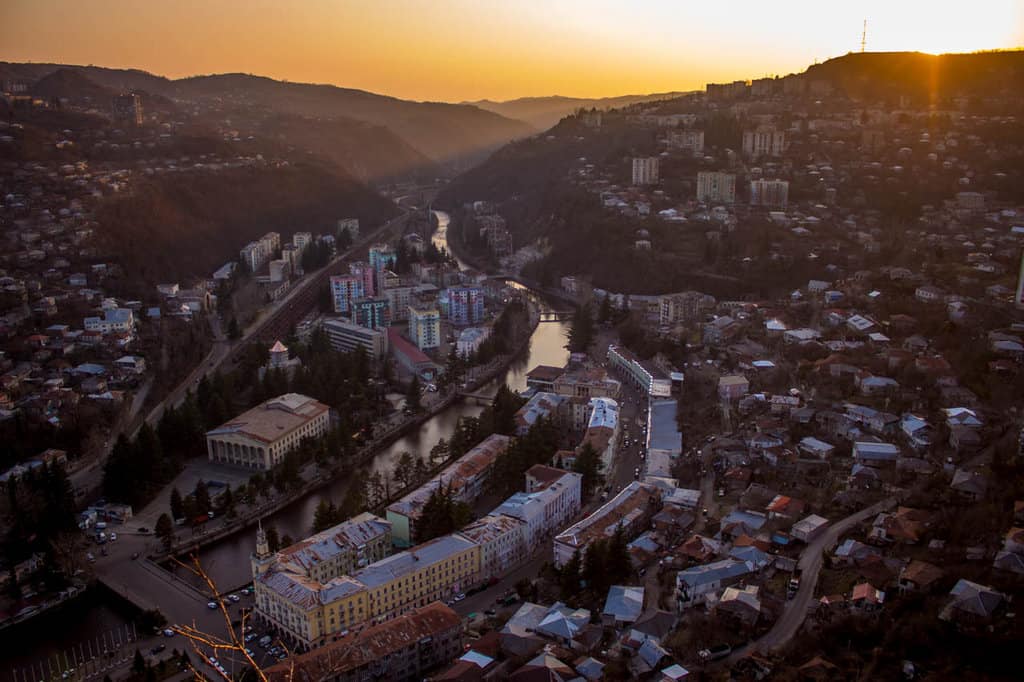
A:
[254,531,480,650]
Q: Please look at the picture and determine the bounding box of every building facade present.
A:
[206,393,331,470]
[696,171,737,204]
[447,286,485,326]
[742,126,787,158]
[322,318,388,361]
[632,157,660,186]
[408,304,441,351]
[329,275,365,314]
[749,179,790,208]
[352,296,391,330]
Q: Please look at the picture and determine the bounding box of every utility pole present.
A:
[861,19,867,53]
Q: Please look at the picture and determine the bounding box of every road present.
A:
[725,496,896,662]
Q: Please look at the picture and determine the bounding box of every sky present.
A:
[2,1,1022,102]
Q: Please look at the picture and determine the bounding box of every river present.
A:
[169,211,569,591]
[6,212,570,674]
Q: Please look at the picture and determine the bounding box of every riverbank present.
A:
[155,300,540,563]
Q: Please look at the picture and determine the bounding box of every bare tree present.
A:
[170,554,295,681]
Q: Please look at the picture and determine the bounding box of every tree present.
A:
[155,513,174,551]
[559,549,583,599]
[394,451,416,489]
[170,487,183,521]
[228,317,241,340]
[132,649,146,675]
[567,302,595,353]
[265,526,281,553]
[193,480,211,515]
[598,293,613,324]
[573,443,604,499]
[405,375,422,412]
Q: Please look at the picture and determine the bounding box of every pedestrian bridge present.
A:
[458,390,496,405]
[539,309,574,323]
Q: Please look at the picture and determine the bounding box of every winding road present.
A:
[726,495,896,662]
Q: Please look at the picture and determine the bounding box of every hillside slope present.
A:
[94,163,397,287]
[467,91,691,130]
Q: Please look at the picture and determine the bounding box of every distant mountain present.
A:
[0,62,535,176]
[465,92,691,130]
[799,50,1024,103]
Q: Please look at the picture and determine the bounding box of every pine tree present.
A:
[169,487,183,520]
[155,513,174,551]
[405,376,422,412]
[265,526,281,553]
[228,317,241,340]
[193,480,211,515]
[567,302,595,353]
[573,442,604,499]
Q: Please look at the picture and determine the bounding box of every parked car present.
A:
[207,601,218,610]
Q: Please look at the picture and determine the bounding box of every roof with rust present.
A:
[266,602,461,680]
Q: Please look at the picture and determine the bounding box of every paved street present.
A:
[725,496,897,662]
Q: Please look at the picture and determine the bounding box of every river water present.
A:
[6,212,570,673]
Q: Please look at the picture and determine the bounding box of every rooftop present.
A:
[206,393,329,445]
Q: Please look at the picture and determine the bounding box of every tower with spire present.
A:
[251,520,274,578]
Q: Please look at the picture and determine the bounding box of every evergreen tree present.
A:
[560,549,583,599]
[228,317,241,340]
[394,451,416,489]
[573,443,604,499]
[132,649,146,675]
[405,376,422,412]
[265,526,281,553]
[193,480,211,515]
[155,513,174,551]
[169,487,183,520]
[567,302,595,353]
[606,525,632,586]
[598,293,613,324]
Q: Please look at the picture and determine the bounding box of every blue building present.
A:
[353,296,391,330]
[447,286,485,326]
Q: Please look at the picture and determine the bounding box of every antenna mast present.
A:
[861,19,867,53]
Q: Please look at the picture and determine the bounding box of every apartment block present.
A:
[408,304,441,351]
[696,171,736,204]
[329,274,365,314]
[322,317,388,361]
[447,286,485,326]
[749,179,790,208]
[632,157,660,186]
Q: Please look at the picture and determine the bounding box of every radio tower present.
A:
[860,19,867,53]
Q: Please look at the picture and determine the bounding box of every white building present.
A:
[408,305,441,351]
[696,172,736,204]
[322,318,388,361]
[632,157,660,186]
[206,393,331,470]
[83,308,134,334]
[492,465,582,548]
[742,126,787,158]
[457,326,490,357]
[667,129,704,153]
[457,514,527,580]
[749,179,789,208]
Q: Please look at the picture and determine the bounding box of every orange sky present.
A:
[2,1,1021,102]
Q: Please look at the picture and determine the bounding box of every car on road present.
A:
[228,594,240,603]
[207,601,218,609]
[698,644,732,662]
[131,552,140,560]
[150,644,166,655]
[163,629,175,637]
[137,527,149,534]
[109,532,117,541]
[484,609,496,616]
[453,593,466,602]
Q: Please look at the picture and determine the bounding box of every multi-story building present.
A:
[447,286,485,326]
[514,392,567,436]
[206,393,331,470]
[240,241,266,273]
[112,93,143,126]
[706,80,749,100]
[337,217,360,241]
[659,290,716,326]
[408,304,440,351]
[607,345,672,397]
[456,514,527,581]
[456,326,490,357]
[255,533,479,650]
[369,243,397,290]
[386,434,510,546]
[632,157,660,186]
[742,126,787,158]
[265,602,462,682]
[696,171,736,204]
[749,179,790,208]
[577,397,620,469]
[348,261,376,297]
[384,285,414,322]
[251,513,392,582]
[553,481,661,567]
[667,129,704,153]
[322,318,388,361]
[352,296,390,330]
[292,231,313,254]
[491,465,582,548]
[552,367,621,401]
[329,274,365,314]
